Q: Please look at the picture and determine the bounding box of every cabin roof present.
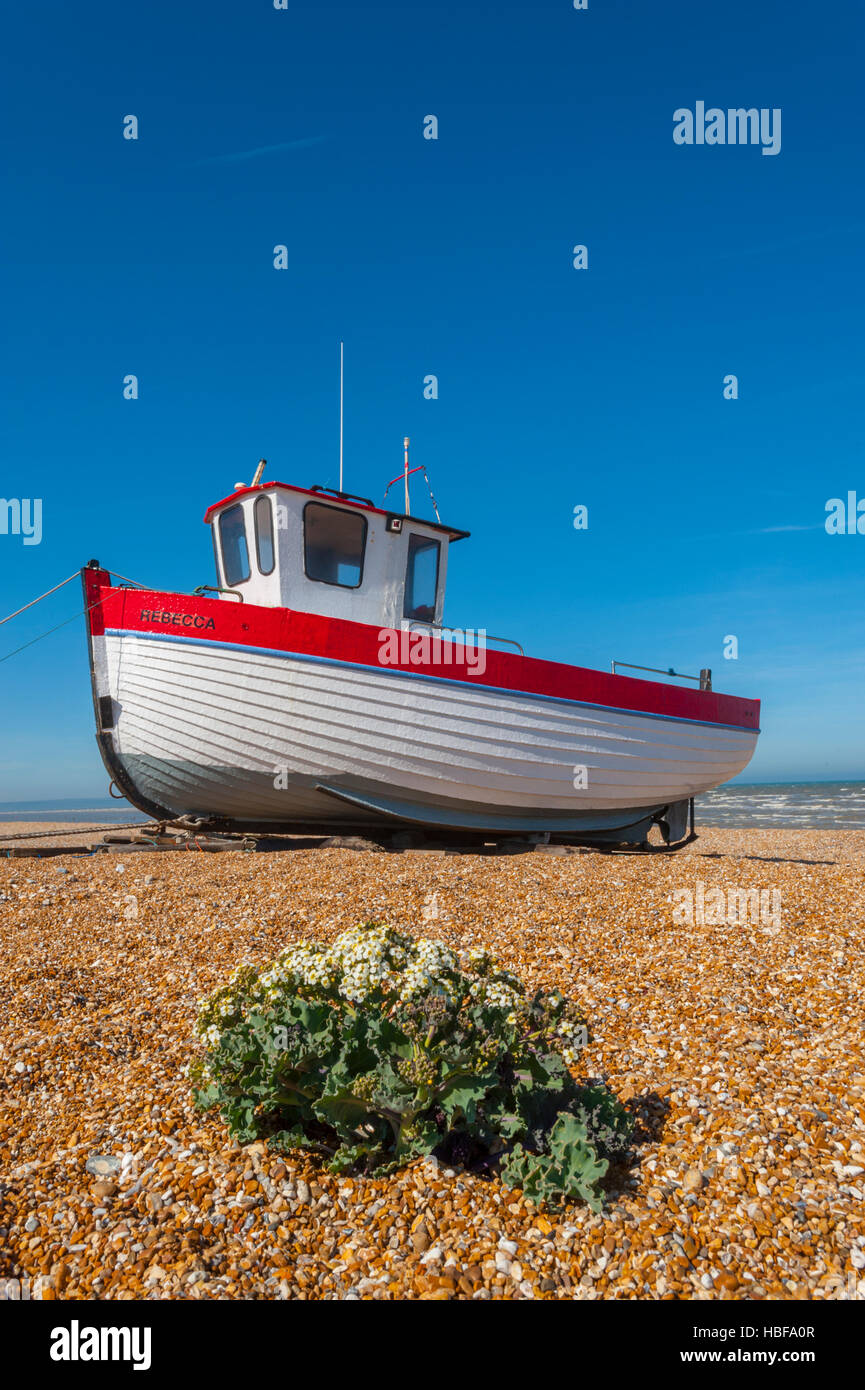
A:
[203,481,470,541]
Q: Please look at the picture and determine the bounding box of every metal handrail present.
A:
[407,620,524,656]
[481,633,524,656]
[310,484,375,507]
[193,585,244,602]
[612,660,712,690]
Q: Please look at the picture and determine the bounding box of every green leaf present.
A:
[501,1112,609,1210]
[437,1069,498,1126]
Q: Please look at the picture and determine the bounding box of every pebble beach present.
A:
[1,826,863,1302]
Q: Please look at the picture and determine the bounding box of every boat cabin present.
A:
[203,481,469,629]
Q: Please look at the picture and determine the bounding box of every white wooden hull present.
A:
[91,629,758,837]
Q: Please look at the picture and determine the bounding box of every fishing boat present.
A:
[81,454,760,847]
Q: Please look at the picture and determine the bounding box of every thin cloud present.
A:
[193,136,327,166]
[754,524,824,534]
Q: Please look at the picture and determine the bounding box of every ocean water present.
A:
[696,782,865,830]
[0,804,150,825]
[1,784,864,830]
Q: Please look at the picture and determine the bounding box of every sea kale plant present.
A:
[191,921,632,1209]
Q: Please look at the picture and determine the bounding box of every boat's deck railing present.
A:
[407,621,524,657]
[611,660,713,691]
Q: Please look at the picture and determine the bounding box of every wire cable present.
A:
[0,572,79,626]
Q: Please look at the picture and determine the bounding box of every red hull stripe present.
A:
[82,573,760,731]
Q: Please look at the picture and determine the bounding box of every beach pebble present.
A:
[86,1155,121,1178]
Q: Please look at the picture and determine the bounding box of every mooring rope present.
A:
[0,567,157,665]
[0,821,158,844]
[0,572,79,626]
[0,596,106,665]
[105,569,152,591]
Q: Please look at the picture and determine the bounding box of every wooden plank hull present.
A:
[88,625,758,837]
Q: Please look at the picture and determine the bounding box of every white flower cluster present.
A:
[194,991,240,1039]
[328,922,408,1004]
[467,975,524,1022]
[258,943,334,1001]
[463,947,493,974]
[252,923,465,1009]
[555,1019,588,1068]
[194,922,583,1062]
[493,967,523,992]
[399,936,459,1003]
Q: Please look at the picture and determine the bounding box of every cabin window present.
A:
[254,495,275,575]
[403,533,440,622]
[304,502,367,588]
[219,504,250,586]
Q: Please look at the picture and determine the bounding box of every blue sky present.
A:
[1,0,863,799]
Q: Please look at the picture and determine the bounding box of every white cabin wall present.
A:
[435,544,449,626]
[211,493,278,608]
[209,487,450,630]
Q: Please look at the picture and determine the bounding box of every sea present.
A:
[0,799,151,826]
[697,782,865,830]
[1,784,864,830]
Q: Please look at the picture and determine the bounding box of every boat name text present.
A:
[139,609,216,630]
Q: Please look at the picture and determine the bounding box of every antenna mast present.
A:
[339,341,344,492]
[404,436,410,515]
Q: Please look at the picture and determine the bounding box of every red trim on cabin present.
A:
[202,481,467,539]
[82,572,760,730]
